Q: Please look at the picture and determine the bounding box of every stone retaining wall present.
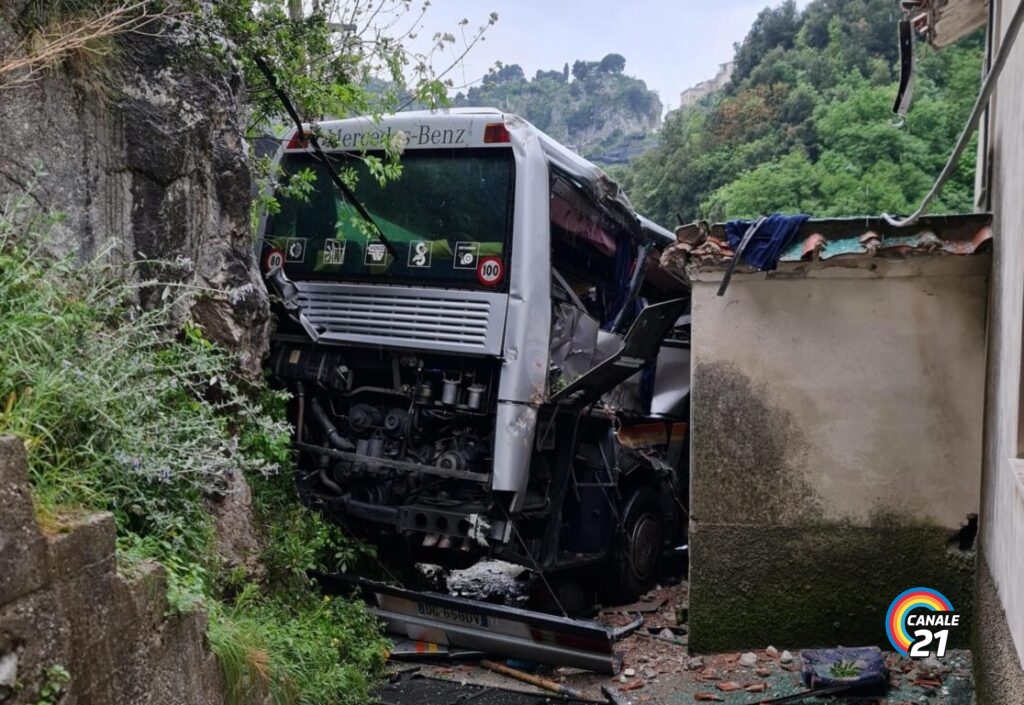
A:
[0,436,224,705]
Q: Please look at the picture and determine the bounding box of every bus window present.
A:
[549,179,637,329]
[265,148,514,291]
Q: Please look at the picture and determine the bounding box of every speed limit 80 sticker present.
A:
[262,248,285,272]
[476,256,505,286]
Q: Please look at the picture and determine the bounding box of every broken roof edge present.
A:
[664,212,992,279]
[906,0,989,48]
[687,247,990,285]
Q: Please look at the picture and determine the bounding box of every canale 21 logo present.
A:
[885,587,959,658]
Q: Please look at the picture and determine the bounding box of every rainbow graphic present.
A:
[885,587,954,655]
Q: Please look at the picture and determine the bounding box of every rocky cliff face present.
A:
[0,3,268,374]
[0,9,268,702]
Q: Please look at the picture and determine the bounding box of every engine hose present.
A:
[309,398,355,451]
[318,468,343,495]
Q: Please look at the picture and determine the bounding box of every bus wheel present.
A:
[605,487,663,604]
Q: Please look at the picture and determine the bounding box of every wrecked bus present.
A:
[259,109,690,600]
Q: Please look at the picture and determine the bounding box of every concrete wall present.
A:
[687,256,988,652]
[0,437,225,705]
[974,555,1024,703]
[975,0,1024,699]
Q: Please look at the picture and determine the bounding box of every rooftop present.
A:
[662,213,992,278]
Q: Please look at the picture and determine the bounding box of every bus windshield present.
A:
[265,148,514,290]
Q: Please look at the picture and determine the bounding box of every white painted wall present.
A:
[981,0,1024,669]
[691,256,988,528]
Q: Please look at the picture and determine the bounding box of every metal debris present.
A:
[320,573,621,674]
[611,614,644,640]
[479,659,584,700]
[600,684,634,705]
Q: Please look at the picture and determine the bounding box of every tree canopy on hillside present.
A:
[619,0,982,225]
[453,53,661,163]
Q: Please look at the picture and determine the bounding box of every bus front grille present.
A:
[293,281,508,355]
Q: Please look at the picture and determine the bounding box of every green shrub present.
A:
[209,586,385,705]
[0,198,386,704]
[0,205,276,603]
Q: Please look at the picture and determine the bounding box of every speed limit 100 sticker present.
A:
[476,256,504,286]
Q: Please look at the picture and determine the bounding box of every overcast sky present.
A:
[406,0,810,112]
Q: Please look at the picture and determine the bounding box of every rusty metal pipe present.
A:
[479,660,584,700]
[295,382,305,444]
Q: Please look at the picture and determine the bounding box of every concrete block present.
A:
[44,513,117,583]
[0,437,47,606]
[0,588,71,704]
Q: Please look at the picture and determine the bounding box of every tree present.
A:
[571,59,590,81]
[208,0,501,219]
[732,0,800,85]
[484,63,525,85]
[599,53,626,74]
[452,54,661,162]
[535,69,565,82]
[215,1,499,130]
[623,0,982,225]
[704,149,816,219]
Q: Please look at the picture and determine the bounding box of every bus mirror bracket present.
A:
[266,265,321,342]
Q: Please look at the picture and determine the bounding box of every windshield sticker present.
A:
[453,242,479,270]
[285,238,306,263]
[477,256,504,286]
[364,239,390,266]
[262,248,284,272]
[408,241,432,268]
[323,239,346,265]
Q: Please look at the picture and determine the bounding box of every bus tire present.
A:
[605,487,663,604]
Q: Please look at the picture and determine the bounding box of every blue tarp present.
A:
[725,213,812,271]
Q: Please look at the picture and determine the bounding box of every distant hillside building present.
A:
[678,61,734,108]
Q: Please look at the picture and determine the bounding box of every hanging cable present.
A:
[499,504,569,618]
[884,0,1024,228]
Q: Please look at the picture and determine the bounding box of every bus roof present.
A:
[285,109,675,247]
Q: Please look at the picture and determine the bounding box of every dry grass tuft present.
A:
[0,0,168,91]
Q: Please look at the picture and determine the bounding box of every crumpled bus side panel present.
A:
[490,115,552,510]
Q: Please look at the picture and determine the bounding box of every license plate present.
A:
[416,602,489,628]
